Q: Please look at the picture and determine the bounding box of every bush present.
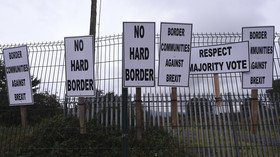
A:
[129,127,184,157]
[24,115,80,156]
[16,115,121,156]
[0,93,63,127]
[4,115,186,156]
[28,93,63,125]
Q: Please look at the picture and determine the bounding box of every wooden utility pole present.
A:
[88,0,98,127]
[90,0,97,37]
[78,0,97,134]
[89,0,97,117]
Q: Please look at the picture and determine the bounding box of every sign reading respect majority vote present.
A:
[123,22,155,87]
[242,26,274,89]
[158,22,192,86]
[190,42,250,74]
[65,35,96,97]
[3,46,34,106]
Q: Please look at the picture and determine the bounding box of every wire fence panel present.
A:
[1,93,278,156]
[1,33,280,101]
[0,33,280,156]
[62,93,280,156]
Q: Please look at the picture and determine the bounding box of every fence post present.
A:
[64,96,68,116]
[20,106,28,127]
[251,89,258,134]
[136,87,143,140]
[228,93,240,157]
[122,88,128,157]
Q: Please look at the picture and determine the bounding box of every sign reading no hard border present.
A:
[123,22,155,87]
[158,22,192,87]
[65,35,95,97]
[242,26,274,89]
[3,46,33,106]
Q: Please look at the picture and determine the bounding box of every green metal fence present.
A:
[0,93,279,156]
[0,33,280,100]
[0,33,280,156]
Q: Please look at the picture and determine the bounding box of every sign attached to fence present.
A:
[123,22,155,87]
[65,35,95,97]
[158,22,192,86]
[242,26,274,89]
[3,46,34,106]
[190,42,250,74]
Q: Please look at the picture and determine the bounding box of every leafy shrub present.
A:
[4,115,187,156]
[25,115,79,156]
[0,93,63,127]
[129,127,184,157]
[27,93,63,125]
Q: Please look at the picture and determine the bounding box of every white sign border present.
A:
[242,26,275,89]
[190,41,250,75]
[64,35,96,97]
[3,45,34,106]
[122,21,156,87]
[158,22,193,87]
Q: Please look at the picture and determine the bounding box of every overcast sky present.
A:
[0,0,278,44]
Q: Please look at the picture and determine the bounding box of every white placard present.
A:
[242,26,274,89]
[123,22,155,87]
[190,42,250,74]
[65,35,95,97]
[3,46,33,106]
[158,22,192,87]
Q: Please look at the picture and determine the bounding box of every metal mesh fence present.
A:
[1,33,280,102]
[0,33,280,156]
[0,93,279,156]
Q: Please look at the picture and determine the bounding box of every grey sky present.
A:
[0,0,278,44]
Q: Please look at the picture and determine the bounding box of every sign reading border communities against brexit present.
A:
[123,22,155,87]
[3,46,34,106]
[158,22,192,86]
[242,26,274,89]
[190,42,250,74]
[65,35,95,97]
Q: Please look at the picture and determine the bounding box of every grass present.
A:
[174,125,280,156]
[0,115,188,156]
[0,117,279,157]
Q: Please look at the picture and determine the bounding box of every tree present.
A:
[266,79,280,95]
[266,79,280,113]
[0,60,62,126]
